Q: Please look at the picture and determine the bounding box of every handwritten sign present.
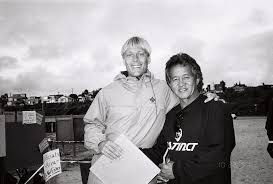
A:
[23,111,37,124]
[36,112,43,125]
[39,138,49,153]
[43,149,62,182]
[0,115,6,157]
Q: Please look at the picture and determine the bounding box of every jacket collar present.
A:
[114,70,154,83]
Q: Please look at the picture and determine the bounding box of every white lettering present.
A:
[181,143,187,151]
[186,143,198,151]
[167,142,198,152]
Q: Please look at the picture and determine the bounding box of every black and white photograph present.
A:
[0,0,272,184]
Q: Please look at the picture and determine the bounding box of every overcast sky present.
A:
[0,0,272,96]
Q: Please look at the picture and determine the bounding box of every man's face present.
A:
[168,64,199,100]
[123,47,149,77]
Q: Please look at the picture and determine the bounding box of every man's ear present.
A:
[122,58,126,65]
[196,78,200,85]
[147,57,151,64]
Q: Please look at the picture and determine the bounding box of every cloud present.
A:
[0,56,18,71]
[203,30,273,86]
[27,44,66,60]
[170,36,206,60]
[0,76,13,94]
[248,9,270,26]
[0,0,273,96]
[91,46,121,73]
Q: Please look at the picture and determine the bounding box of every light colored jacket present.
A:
[84,71,178,153]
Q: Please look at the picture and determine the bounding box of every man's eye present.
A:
[126,54,133,57]
[138,53,145,57]
[172,78,178,81]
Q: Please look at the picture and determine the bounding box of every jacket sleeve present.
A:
[142,121,168,165]
[84,90,107,153]
[164,83,179,113]
[266,98,273,140]
[173,102,235,183]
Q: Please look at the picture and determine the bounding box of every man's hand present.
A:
[204,92,225,103]
[267,143,273,158]
[159,161,175,180]
[98,140,123,160]
[98,133,123,160]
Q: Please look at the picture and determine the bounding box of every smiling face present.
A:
[168,64,200,101]
[123,47,150,77]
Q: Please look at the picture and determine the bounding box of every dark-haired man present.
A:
[143,53,235,184]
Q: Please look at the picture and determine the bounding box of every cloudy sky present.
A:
[0,0,272,96]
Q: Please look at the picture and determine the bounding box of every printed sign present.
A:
[0,115,6,157]
[39,138,49,153]
[23,111,37,124]
[36,112,43,125]
[43,149,62,182]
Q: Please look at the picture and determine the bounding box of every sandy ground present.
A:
[230,117,273,184]
[52,117,273,184]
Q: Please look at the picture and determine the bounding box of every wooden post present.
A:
[62,142,65,154]
[73,143,76,157]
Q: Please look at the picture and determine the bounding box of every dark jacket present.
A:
[266,98,273,140]
[143,95,236,184]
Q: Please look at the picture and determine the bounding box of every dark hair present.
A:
[165,53,203,91]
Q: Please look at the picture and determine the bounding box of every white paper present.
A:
[43,149,62,182]
[90,134,160,184]
[23,111,37,124]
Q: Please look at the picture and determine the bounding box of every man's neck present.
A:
[180,92,200,109]
[121,71,146,80]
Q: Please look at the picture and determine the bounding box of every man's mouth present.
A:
[132,65,141,68]
[178,88,187,92]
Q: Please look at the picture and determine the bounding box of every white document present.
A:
[90,134,160,184]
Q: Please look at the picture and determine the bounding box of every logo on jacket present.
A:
[167,141,198,152]
[167,128,198,152]
[175,128,183,142]
[150,97,155,103]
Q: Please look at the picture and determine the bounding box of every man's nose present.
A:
[132,54,140,62]
[178,78,185,86]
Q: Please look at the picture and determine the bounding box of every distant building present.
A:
[41,96,49,103]
[7,93,27,106]
[58,96,72,103]
[232,82,247,92]
[78,94,85,102]
[261,83,273,89]
[206,81,226,94]
[48,94,63,103]
[26,96,41,105]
